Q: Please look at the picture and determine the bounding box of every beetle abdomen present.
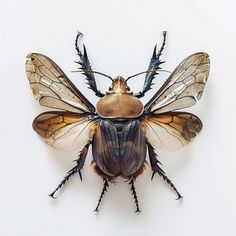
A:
[96,94,144,118]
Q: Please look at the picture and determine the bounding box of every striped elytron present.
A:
[26,32,210,212]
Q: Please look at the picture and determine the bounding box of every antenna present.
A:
[126,69,171,81]
[72,70,114,81]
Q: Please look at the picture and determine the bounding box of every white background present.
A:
[1,0,236,235]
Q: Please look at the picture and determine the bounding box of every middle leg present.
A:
[49,142,90,199]
[147,143,183,200]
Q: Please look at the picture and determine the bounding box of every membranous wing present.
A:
[33,112,97,151]
[25,53,95,113]
[141,112,202,151]
[145,52,210,114]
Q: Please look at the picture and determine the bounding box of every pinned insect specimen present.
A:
[25,31,210,212]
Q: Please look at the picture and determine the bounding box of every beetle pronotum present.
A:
[26,32,210,212]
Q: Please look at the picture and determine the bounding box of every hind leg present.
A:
[91,162,114,212]
[94,179,109,212]
[128,178,141,212]
[127,163,148,213]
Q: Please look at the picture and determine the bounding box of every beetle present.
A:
[25,31,210,212]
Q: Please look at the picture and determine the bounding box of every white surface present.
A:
[1,0,236,235]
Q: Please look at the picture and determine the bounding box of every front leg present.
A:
[75,32,105,98]
[135,31,166,98]
[49,142,90,199]
[147,143,183,200]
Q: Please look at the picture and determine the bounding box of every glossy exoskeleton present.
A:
[26,32,210,212]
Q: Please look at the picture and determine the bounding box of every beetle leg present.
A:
[94,178,109,212]
[147,143,183,200]
[134,31,166,98]
[49,143,90,199]
[75,32,105,98]
[129,179,141,212]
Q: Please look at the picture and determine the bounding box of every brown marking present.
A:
[91,161,114,181]
[130,161,148,179]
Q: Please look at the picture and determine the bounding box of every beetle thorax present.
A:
[96,77,144,118]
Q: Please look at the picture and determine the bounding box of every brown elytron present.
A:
[26,32,210,212]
